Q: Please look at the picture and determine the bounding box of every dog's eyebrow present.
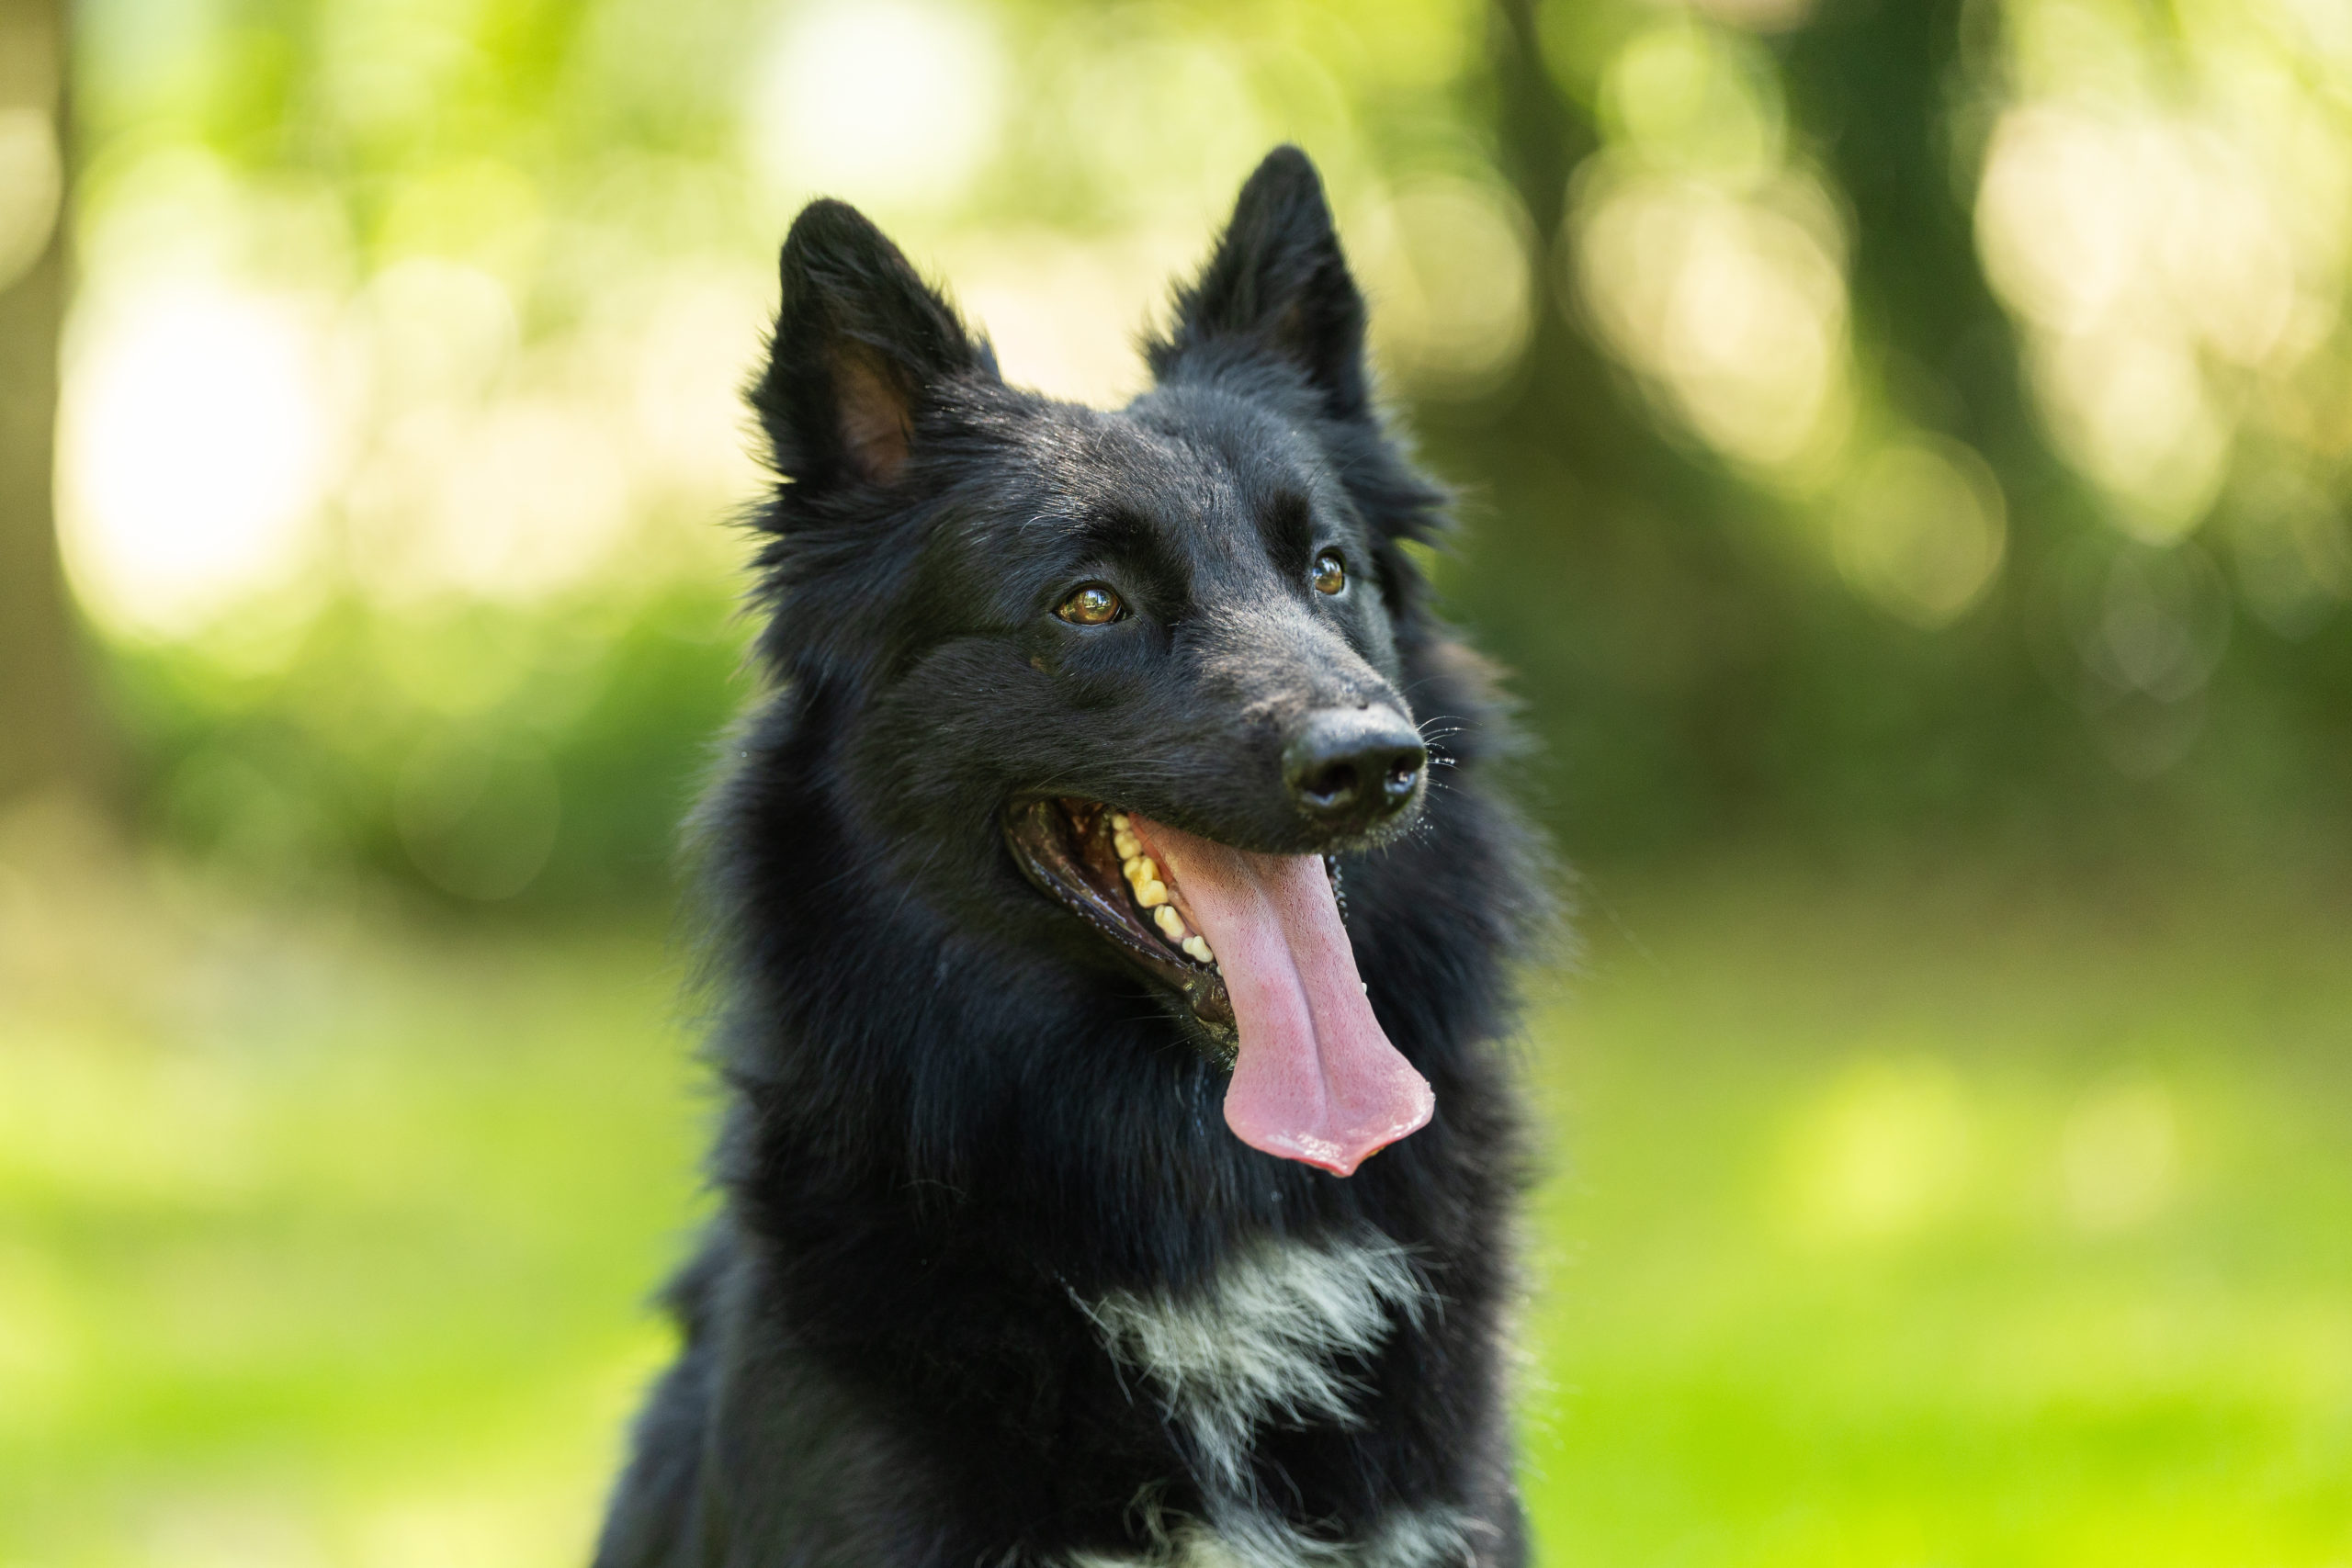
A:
[1064,507,1191,599]
[1005,505,1170,561]
[1004,508,1182,587]
[1259,491,1315,563]
[1070,510,1153,554]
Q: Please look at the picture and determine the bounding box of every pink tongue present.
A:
[1131,817,1433,1176]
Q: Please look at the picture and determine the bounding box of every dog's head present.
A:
[746,148,1454,1175]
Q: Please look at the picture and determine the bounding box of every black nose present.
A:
[1282,708,1426,831]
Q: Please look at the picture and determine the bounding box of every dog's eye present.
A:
[1312,550,1346,595]
[1056,584,1125,626]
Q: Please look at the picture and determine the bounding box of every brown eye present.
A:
[1312,550,1346,594]
[1056,583,1125,625]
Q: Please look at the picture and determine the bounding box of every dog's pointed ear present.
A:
[1146,146,1369,422]
[752,199,990,491]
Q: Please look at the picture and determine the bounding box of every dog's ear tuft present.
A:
[1147,146,1369,422]
[753,199,989,490]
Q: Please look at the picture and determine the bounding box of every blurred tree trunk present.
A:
[1774,0,2101,773]
[1438,0,2124,854]
[1430,0,1811,850]
[0,0,114,810]
[1775,0,2080,521]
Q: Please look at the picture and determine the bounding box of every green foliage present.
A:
[51,0,2352,876]
[103,584,750,903]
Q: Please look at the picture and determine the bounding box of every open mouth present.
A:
[1004,797,1242,1044]
[1003,796,1435,1177]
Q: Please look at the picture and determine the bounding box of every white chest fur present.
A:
[1069,1233,1482,1568]
[1077,1230,1425,1491]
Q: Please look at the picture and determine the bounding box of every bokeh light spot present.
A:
[1573,168,1851,472]
[2030,330,2231,542]
[1973,60,2352,544]
[1779,1056,1975,1244]
[0,105,62,292]
[345,396,633,606]
[1600,20,1786,185]
[949,231,1174,406]
[1358,177,1534,400]
[1833,438,2007,627]
[59,284,340,637]
[2059,1077,2180,1234]
[747,0,1003,211]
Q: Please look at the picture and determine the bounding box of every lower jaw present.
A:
[1003,797,1237,1040]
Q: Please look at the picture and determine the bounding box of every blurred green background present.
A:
[2,0,2348,1562]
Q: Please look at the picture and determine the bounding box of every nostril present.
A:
[1383,754,1421,798]
[1300,760,1363,807]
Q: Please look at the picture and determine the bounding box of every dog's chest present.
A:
[1071,1232,1481,1568]
[1080,1231,1421,1490]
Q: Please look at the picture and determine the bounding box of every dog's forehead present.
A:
[1029,391,1331,537]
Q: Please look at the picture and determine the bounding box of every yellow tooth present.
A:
[1113,830,1140,859]
[1125,856,1159,886]
[1109,812,1130,831]
[1137,880,1170,908]
[1182,935,1214,964]
[1155,906,1187,942]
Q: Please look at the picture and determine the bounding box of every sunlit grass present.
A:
[3,838,2347,1566]
[1521,861,2352,1565]
[0,826,704,1568]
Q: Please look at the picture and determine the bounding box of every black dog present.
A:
[594,146,1541,1568]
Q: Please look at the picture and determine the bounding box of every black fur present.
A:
[594,147,1543,1567]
